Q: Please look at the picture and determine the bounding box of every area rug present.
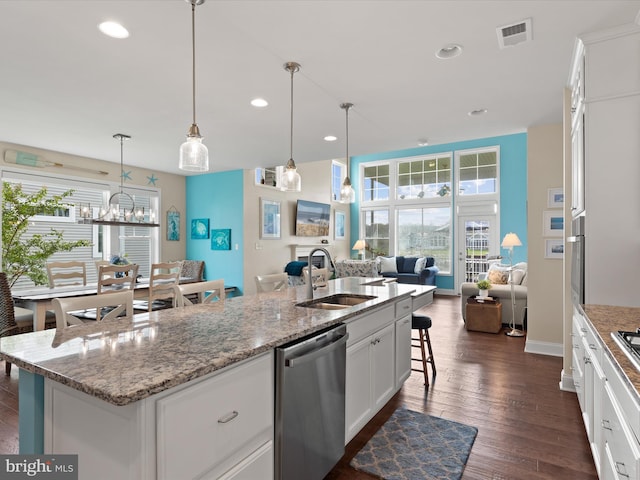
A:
[350,407,478,480]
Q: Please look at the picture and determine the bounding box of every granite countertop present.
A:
[0,277,418,406]
[581,304,640,398]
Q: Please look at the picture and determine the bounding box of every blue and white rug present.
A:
[350,407,478,480]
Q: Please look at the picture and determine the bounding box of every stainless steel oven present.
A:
[568,215,585,306]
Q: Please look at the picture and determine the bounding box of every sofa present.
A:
[378,256,439,285]
[460,262,528,328]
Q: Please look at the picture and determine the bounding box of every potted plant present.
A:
[476,279,491,297]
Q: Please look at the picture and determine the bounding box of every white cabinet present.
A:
[569,39,585,217]
[345,298,411,444]
[44,352,274,480]
[395,315,411,388]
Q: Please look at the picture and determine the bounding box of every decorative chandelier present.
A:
[280,61,302,192]
[179,0,209,172]
[339,102,355,203]
[79,134,158,227]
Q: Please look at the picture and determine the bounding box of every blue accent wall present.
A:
[349,133,528,290]
[186,170,244,295]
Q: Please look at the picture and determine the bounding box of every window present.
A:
[363,163,390,202]
[457,149,498,196]
[362,208,389,258]
[2,170,159,290]
[397,207,451,272]
[255,166,283,189]
[397,155,451,200]
[331,161,346,202]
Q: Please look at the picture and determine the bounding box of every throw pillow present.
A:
[414,257,427,274]
[487,268,509,285]
[379,256,397,274]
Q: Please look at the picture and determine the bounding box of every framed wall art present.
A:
[543,210,563,237]
[166,206,180,241]
[211,229,231,250]
[260,198,281,239]
[334,210,345,240]
[547,187,564,208]
[191,218,209,239]
[545,239,564,259]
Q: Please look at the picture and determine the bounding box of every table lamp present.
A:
[352,239,366,260]
[501,232,524,337]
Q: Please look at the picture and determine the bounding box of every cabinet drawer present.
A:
[347,305,394,346]
[217,441,273,480]
[157,353,273,480]
[583,319,603,365]
[602,383,640,480]
[603,353,640,442]
[395,298,412,319]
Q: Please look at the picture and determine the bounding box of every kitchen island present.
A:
[0,277,434,480]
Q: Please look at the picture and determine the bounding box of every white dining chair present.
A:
[175,279,225,307]
[255,273,289,292]
[134,261,182,311]
[53,290,134,329]
[46,261,87,287]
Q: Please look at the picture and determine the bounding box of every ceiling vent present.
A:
[496,18,532,49]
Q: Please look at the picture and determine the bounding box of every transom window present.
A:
[457,150,497,195]
[363,164,390,202]
[397,155,451,200]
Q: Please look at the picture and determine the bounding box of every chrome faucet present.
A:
[307,247,334,299]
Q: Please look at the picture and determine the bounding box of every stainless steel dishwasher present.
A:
[275,323,348,480]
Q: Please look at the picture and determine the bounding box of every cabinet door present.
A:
[571,111,585,217]
[345,336,372,443]
[217,441,273,480]
[372,323,395,411]
[395,315,411,388]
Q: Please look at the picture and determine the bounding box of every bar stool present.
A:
[411,313,436,387]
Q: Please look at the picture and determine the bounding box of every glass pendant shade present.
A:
[281,158,301,192]
[179,126,209,171]
[339,102,355,203]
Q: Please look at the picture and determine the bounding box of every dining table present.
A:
[12,278,204,332]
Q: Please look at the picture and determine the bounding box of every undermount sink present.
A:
[296,294,377,310]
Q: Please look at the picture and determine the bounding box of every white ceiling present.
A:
[1,1,639,176]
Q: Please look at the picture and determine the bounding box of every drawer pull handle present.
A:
[589,344,597,350]
[401,318,410,325]
[615,462,629,477]
[218,411,239,424]
[580,327,587,333]
[601,419,612,431]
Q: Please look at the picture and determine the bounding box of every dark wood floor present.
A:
[0,295,597,479]
[327,295,598,480]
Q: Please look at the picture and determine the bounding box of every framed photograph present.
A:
[191,218,209,239]
[547,187,564,208]
[545,238,564,259]
[543,210,563,237]
[166,209,180,241]
[260,198,281,239]
[211,229,231,250]
[334,210,345,240]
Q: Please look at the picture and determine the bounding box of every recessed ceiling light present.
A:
[98,21,129,39]
[436,43,463,59]
[417,139,429,146]
[324,135,337,142]
[250,98,269,108]
[468,108,488,116]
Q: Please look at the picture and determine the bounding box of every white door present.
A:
[456,214,499,293]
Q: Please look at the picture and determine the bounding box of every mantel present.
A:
[290,243,333,262]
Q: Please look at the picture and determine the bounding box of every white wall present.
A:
[242,159,351,295]
[525,123,565,355]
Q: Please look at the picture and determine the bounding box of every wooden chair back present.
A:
[255,273,289,292]
[176,279,225,307]
[46,261,87,287]
[144,261,182,311]
[53,290,134,329]
[97,264,139,294]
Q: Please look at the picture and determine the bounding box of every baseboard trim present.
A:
[524,338,563,357]
[559,369,576,392]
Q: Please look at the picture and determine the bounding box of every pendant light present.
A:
[339,102,355,203]
[179,0,209,172]
[281,61,302,192]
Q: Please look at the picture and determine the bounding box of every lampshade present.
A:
[340,102,355,203]
[352,239,366,251]
[281,62,302,192]
[179,0,209,172]
[501,232,522,248]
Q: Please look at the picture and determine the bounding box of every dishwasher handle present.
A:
[284,331,349,368]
